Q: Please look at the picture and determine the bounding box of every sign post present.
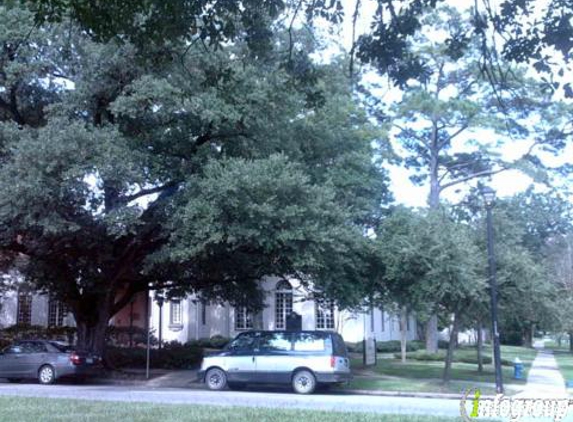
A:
[363,336,377,366]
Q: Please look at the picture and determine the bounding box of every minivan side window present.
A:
[292,332,329,352]
[228,332,257,352]
[259,332,291,352]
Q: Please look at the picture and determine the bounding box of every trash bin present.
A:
[513,357,524,379]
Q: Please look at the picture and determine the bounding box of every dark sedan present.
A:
[0,340,102,384]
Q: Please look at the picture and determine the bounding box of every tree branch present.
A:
[349,0,362,86]
[439,167,508,192]
[393,123,430,148]
[121,180,181,205]
[287,1,304,62]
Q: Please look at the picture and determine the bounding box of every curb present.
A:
[337,389,465,400]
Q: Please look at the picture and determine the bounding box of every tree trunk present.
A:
[523,324,533,348]
[443,312,460,383]
[425,131,440,354]
[569,331,573,353]
[400,306,408,363]
[425,315,439,353]
[476,321,483,373]
[74,293,113,357]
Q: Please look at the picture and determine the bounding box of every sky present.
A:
[327,0,569,208]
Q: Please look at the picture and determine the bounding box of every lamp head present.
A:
[480,185,496,208]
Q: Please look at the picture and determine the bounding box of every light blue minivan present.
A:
[199,330,351,394]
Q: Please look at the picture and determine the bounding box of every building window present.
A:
[235,307,254,330]
[48,298,68,327]
[169,300,182,326]
[315,299,335,330]
[275,280,293,330]
[17,292,32,325]
[406,313,411,331]
[380,308,385,332]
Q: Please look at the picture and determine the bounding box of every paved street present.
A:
[2,341,573,420]
[0,382,465,417]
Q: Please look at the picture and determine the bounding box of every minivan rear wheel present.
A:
[292,370,316,394]
[205,368,227,391]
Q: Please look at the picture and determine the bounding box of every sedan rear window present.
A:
[48,342,73,352]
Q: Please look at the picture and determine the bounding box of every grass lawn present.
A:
[0,397,466,422]
[348,345,536,393]
[544,340,570,352]
[346,378,497,396]
[553,350,573,394]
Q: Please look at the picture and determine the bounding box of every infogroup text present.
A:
[460,389,571,422]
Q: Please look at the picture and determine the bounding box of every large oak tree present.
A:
[0,4,387,354]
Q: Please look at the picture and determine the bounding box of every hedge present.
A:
[0,324,75,344]
[106,342,203,369]
[392,350,514,366]
[187,335,230,349]
[377,340,422,353]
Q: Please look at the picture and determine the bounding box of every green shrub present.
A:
[0,338,10,350]
[458,356,493,365]
[159,341,204,368]
[106,326,154,346]
[410,340,425,350]
[194,338,212,348]
[438,340,449,349]
[394,351,444,361]
[394,350,495,365]
[0,324,75,344]
[209,335,229,349]
[345,342,363,353]
[106,343,203,369]
[377,340,420,353]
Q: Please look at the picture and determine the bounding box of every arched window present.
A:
[275,280,293,329]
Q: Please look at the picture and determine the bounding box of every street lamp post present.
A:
[156,295,164,350]
[481,185,504,394]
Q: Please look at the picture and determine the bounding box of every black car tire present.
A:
[7,378,22,383]
[205,368,227,391]
[38,365,56,385]
[292,370,316,394]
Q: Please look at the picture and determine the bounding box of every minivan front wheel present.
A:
[205,368,227,391]
[292,370,316,394]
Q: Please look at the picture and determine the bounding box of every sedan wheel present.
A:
[292,370,316,394]
[38,365,56,385]
[205,368,227,391]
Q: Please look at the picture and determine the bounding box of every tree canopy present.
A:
[0,3,387,353]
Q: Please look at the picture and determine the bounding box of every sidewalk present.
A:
[145,369,200,389]
[515,340,568,399]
